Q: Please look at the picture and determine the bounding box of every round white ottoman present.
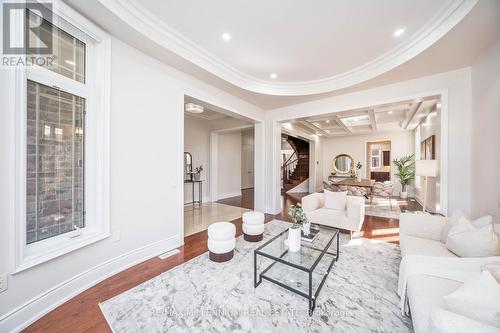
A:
[242,211,265,242]
[207,222,236,262]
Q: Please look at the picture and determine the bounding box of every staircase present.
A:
[282,135,309,193]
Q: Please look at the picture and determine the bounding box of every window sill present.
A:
[14,229,110,274]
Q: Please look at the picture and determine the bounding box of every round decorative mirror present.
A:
[332,154,354,174]
[184,152,193,180]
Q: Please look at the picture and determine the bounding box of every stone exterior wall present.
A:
[26,81,85,244]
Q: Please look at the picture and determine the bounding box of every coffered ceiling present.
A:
[66,0,500,108]
[282,96,439,137]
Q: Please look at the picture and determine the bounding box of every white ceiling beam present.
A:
[299,120,330,136]
[373,103,411,113]
[368,109,377,131]
[402,101,423,130]
[288,121,316,136]
[415,103,436,128]
[307,110,367,123]
[332,115,352,133]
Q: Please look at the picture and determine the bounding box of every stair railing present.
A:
[281,151,299,186]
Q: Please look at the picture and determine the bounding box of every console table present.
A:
[328,178,375,202]
[184,180,203,207]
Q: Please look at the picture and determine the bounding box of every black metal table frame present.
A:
[253,224,339,315]
[184,180,203,207]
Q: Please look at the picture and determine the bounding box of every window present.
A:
[26,81,85,244]
[11,3,111,272]
[27,10,86,83]
[25,9,87,244]
[371,148,381,168]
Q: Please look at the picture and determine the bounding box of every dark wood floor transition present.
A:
[25,189,421,332]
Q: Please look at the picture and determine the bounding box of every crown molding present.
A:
[97,0,477,96]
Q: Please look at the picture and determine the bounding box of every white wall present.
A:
[414,108,441,213]
[0,37,264,331]
[266,68,472,216]
[217,132,242,199]
[321,131,415,195]
[471,34,500,222]
[184,115,211,202]
[184,115,251,203]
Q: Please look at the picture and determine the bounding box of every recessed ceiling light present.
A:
[270,73,277,79]
[325,120,330,123]
[222,33,231,41]
[388,111,393,114]
[185,103,204,114]
[393,28,405,37]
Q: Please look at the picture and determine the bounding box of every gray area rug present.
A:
[364,197,402,219]
[100,220,412,332]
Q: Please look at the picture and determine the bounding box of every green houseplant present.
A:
[193,165,203,181]
[287,203,307,252]
[355,162,362,182]
[392,154,415,199]
[288,203,307,228]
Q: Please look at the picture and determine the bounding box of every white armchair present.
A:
[301,192,365,237]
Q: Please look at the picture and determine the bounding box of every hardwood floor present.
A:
[25,190,420,332]
[217,188,254,209]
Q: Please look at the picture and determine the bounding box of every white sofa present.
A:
[301,192,365,236]
[399,213,500,333]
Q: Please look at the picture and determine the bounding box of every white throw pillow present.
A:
[443,271,500,328]
[446,216,500,257]
[430,308,500,333]
[471,215,493,228]
[323,190,347,211]
[441,209,465,243]
[440,210,465,243]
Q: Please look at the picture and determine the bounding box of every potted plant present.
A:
[392,154,415,199]
[193,165,203,181]
[355,162,362,182]
[287,203,307,252]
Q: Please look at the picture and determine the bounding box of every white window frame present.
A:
[10,1,111,273]
[371,148,381,168]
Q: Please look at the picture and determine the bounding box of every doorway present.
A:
[366,140,392,182]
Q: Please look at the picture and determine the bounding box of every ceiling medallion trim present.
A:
[98,0,478,96]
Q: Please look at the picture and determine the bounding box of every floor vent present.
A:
[158,249,181,260]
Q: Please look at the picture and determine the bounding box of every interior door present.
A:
[241,143,254,189]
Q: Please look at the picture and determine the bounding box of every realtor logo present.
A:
[2,2,53,55]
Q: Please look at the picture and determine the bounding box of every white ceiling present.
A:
[184,107,227,121]
[66,0,500,107]
[184,97,228,120]
[183,96,255,124]
[138,0,451,83]
[283,96,440,138]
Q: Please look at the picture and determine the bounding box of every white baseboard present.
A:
[217,191,241,200]
[184,195,211,205]
[0,235,180,333]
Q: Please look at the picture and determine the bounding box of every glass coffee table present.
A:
[254,224,339,315]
